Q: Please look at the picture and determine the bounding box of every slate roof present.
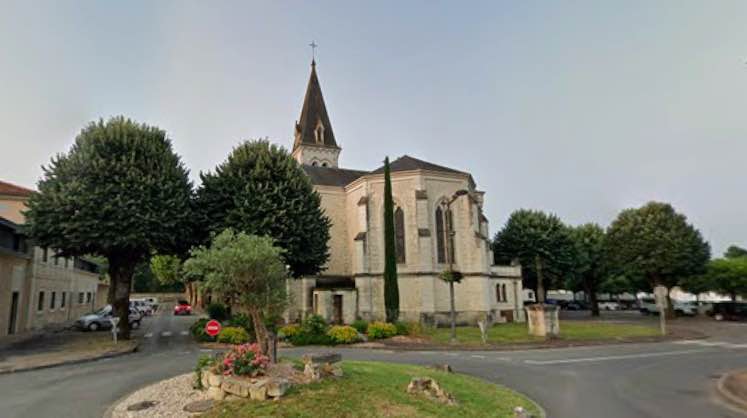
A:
[370,155,468,176]
[293,61,339,150]
[0,180,34,197]
[302,165,368,187]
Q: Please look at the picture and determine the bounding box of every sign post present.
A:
[205,320,222,338]
[109,317,120,344]
[654,285,668,336]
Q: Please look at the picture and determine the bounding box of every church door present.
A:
[333,295,343,324]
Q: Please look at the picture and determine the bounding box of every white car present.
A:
[639,299,697,316]
[598,301,620,311]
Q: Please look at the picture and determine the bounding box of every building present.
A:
[285,61,524,325]
[0,181,107,338]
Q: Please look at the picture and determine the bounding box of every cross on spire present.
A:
[309,40,318,63]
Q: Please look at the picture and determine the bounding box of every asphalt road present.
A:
[0,308,745,418]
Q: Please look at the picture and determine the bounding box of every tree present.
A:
[492,210,573,303]
[196,140,330,278]
[705,258,747,301]
[183,229,288,355]
[606,202,710,318]
[567,223,607,316]
[679,274,714,303]
[724,245,747,259]
[24,116,193,339]
[382,157,399,323]
[150,254,197,305]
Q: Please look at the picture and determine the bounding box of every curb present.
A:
[716,369,747,412]
[0,342,139,375]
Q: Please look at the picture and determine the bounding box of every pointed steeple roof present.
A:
[294,61,339,150]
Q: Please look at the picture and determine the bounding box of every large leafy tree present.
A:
[703,257,747,301]
[183,229,288,355]
[196,140,330,277]
[567,223,607,316]
[724,245,747,259]
[492,209,573,303]
[605,201,710,317]
[24,116,194,339]
[150,254,200,306]
[382,157,399,322]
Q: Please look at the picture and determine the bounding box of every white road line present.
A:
[471,355,486,359]
[523,349,709,365]
[161,331,172,337]
[180,331,189,336]
[144,333,153,338]
[674,340,747,349]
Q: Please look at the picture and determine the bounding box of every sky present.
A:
[1,1,746,255]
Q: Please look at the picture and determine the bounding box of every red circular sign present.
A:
[205,320,222,337]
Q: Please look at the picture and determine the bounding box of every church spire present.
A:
[294,60,338,151]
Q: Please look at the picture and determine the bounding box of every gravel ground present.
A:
[111,373,209,418]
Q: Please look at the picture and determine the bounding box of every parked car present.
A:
[75,305,141,331]
[710,302,747,321]
[564,301,589,311]
[598,301,620,311]
[130,299,154,316]
[639,299,697,316]
[128,301,146,320]
[143,297,159,310]
[173,300,192,315]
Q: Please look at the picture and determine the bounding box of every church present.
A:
[285,60,525,326]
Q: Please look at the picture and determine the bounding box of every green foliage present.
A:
[605,202,711,289]
[286,315,333,346]
[327,325,360,344]
[207,303,229,322]
[194,354,217,389]
[300,315,328,336]
[492,209,573,301]
[351,319,369,334]
[367,322,397,339]
[278,324,301,340]
[133,261,183,293]
[701,257,747,300]
[195,140,330,277]
[394,321,410,336]
[190,318,216,342]
[566,223,607,315]
[225,313,254,338]
[382,157,399,322]
[724,245,747,259]
[217,327,251,344]
[184,229,288,322]
[150,254,183,286]
[23,116,194,338]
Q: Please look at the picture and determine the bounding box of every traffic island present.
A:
[717,369,747,412]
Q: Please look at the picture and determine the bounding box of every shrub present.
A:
[284,314,335,346]
[225,313,254,337]
[217,326,250,344]
[190,318,216,342]
[394,321,410,336]
[194,354,216,389]
[222,343,269,377]
[288,332,333,346]
[351,319,369,334]
[207,303,229,321]
[278,324,301,340]
[327,325,360,344]
[367,321,397,339]
[301,314,328,336]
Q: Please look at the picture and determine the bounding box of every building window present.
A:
[394,207,406,263]
[61,292,66,308]
[78,292,84,304]
[321,162,328,167]
[435,205,454,264]
[86,292,92,303]
[497,284,508,302]
[314,122,325,143]
[50,291,56,309]
[502,284,508,302]
[38,291,45,311]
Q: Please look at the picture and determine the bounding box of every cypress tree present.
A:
[383,156,399,322]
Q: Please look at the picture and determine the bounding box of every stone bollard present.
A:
[302,352,342,381]
[513,406,533,418]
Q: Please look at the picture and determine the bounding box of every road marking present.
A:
[674,340,747,348]
[523,349,709,365]
[180,331,189,336]
[161,331,172,337]
[471,355,486,359]
[446,353,459,357]
[144,333,153,338]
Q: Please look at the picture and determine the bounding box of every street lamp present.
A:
[442,189,469,343]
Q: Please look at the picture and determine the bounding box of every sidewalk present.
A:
[0,329,138,374]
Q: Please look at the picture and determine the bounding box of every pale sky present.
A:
[1,1,746,255]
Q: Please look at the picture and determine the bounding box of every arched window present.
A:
[496,284,508,302]
[394,207,406,263]
[502,284,507,302]
[496,284,501,302]
[321,162,328,167]
[311,161,319,167]
[435,204,455,264]
[314,122,325,144]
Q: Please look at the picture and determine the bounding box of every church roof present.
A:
[302,165,367,187]
[293,61,339,151]
[371,155,467,176]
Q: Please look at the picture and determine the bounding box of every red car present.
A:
[173,300,192,315]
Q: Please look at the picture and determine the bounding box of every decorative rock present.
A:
[322,363,344,377]
[208,372,223,387]
[302,352,341,365]
[304,363,322,381]
[266,378,290,398]
[126,400,158,411]
[406,377,457,406]
[249,383,268,401]
[183,399,214,413]
[207,386,226,401]
[222,377,250,398]
[514,406,533,418]
[200,371,210,389]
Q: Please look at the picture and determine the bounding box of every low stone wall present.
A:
[201,370,289,401]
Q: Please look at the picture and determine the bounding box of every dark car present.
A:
[565,301,589,311]
[710,302,747,321]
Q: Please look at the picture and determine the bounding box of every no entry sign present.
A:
[205,319,222,337]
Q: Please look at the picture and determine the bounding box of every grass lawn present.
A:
[423,321,660,345]
[202,361,541,418]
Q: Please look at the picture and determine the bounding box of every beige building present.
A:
[285,62,524,325]
[0,181,107,338]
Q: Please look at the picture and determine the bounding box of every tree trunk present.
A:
[249,308,269,355]
[535,255,545,304]
[586,280,600,317]
[109,256,136,340]
[731,292,737,302]
[665,292,675,320]
[449,281,456,342]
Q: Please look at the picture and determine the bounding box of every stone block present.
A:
[207,386,226,401]
[249,383,268,401]
[266,378,290,398]
[208,372,223,387]
[222,377,250,398]
[304,363,322,381]
[302,352,341,365]
[200,371,210,389]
